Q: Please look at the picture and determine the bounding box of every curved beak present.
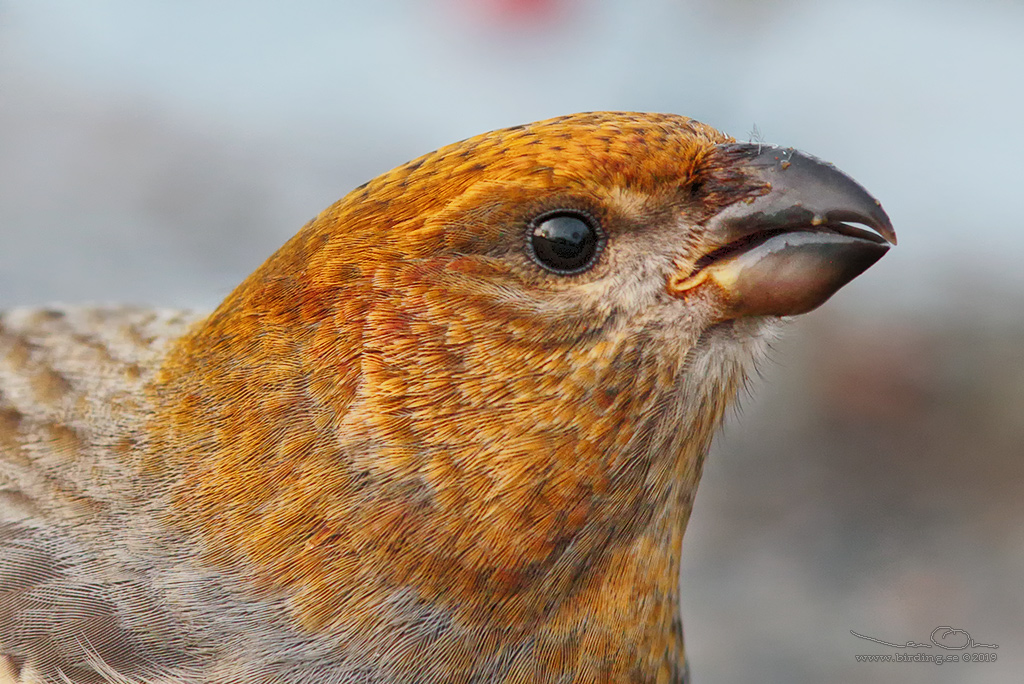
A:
[668,143,896,318]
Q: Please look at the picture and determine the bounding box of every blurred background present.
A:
[1,0,1021,682]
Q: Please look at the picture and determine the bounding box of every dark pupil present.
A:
[531,215,596,272]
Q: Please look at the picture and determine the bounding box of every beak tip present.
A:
[882,219,898,246]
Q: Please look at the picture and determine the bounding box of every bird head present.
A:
[148,112,893,655]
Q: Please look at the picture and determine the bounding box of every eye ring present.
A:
[526,209,606,275]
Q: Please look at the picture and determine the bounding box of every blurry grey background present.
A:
[1,0,1021,682]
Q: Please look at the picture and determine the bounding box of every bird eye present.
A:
[527,211,604,274]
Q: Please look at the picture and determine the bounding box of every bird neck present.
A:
[143,226,744,680]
